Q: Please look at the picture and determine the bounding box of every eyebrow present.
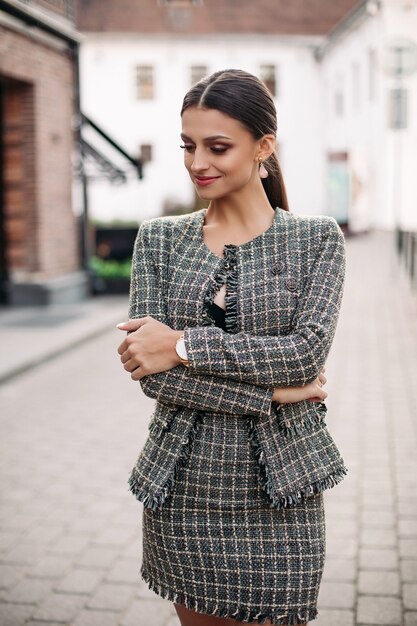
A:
[180,133,233,141]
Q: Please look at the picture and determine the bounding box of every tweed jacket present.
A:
[127,206,348,511]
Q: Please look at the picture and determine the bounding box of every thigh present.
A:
[173,604,305,625]
[174,602,239,625]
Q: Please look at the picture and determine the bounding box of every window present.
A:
[351,62,360,111]
[136,65,154,100]
[190,65,208,86]
[335,89,344,116]
[259,64,277,97]
[389,88,408,129]
[368,48,377,101]
[140,144,153,163]
[334,75,344,117]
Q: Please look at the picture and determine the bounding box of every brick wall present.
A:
[0,25,79,280]
[17,0,74,22]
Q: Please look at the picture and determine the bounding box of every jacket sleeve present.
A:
[127,219,275,418]
[183,218,346,387]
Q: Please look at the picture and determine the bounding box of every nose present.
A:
[189,147,210,175]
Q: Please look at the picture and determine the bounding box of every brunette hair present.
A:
[180,68,290,212]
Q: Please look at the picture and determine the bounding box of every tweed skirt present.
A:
[140,411,326,625]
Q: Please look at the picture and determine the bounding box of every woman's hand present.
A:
[116,317,183,380]
[272,368,327,404]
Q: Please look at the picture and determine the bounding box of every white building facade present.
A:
[78,0,417,232]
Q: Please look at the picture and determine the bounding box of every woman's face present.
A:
[180,106,261,199]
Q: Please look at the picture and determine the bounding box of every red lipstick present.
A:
[195,176,220,187]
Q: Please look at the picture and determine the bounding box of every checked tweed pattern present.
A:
[126,206,348,624]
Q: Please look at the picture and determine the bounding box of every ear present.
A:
[257,134,276,161]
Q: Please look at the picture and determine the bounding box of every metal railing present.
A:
[396,228,417,291]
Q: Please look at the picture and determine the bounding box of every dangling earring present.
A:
[258,156,269,179]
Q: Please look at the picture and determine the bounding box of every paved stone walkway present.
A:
[0,229,416,626]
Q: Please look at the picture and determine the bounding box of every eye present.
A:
[211,146,228,154]
[179,144,194,153]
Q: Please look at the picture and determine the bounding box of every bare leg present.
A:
[174,602,307,625]
[174,603,239,625]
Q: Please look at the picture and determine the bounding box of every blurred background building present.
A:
[1,0,416,306]
[0,0,141,306]
[75,0,417,235]
[0,0,85,306]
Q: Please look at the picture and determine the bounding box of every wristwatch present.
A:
[175,334,189,367]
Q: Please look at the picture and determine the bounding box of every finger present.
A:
[131,367,143,381]
[123,357,140,373]
[116,317,147,331]
[117,339,128,355]
[319,374,327,385]
[120,351,131,364]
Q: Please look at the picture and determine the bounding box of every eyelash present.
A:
[179,144,228,154]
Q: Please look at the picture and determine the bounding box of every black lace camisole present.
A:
[207,301,227,331]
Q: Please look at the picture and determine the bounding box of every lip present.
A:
[194,176,221,187]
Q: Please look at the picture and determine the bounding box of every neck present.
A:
[206,181,275,233]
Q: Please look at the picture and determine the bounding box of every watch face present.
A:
[176,337,188,360]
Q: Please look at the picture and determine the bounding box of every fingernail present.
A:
[116,322,126,328]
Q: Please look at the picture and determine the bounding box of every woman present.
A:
[117,68,348,625]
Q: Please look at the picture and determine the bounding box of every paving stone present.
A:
[360,528,397,548]
[120,540,141,561]
[47,534,93,556]
[324,501,357,519]
[325,537,357,558]
[30,555,74,579]
[404,584,417,610]
[357,596,402,624]
[317,581,355,609]
[93,526,137,548]
[404,612,417,626]
[106,558,141,584]
[31,591,86,622]
[360,511,395,528]
[398,500,417,516]
[121,598,176,626]
[359,548,398,570]
[22,525,64,545]
[399,520,417,538]
[2,577,53,604]
[1,541,46,564]
[54,567,104,595]
[358,570,400,595]
[313,608,355,626]
[75,546,119,569]
[0,513,35,532]
[0,564,28,590]
[322,557,356,581]
[326,520,357,538]
[399,539,417,559]
[73,609,120,626]
[86,582,136,611]
[25,622,66,626]
[0,602,34,625]
[401,560,417,582]
[0,531,23,552]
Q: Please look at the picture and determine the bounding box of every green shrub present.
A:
[89,256,132,279]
